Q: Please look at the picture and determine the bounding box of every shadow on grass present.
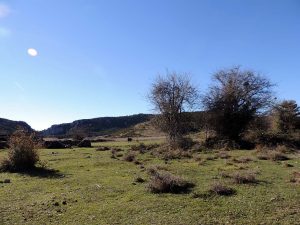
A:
[16,167,65,179]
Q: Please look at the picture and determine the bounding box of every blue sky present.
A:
[0,0,299,130]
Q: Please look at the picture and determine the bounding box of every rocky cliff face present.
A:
[40,114,153,137]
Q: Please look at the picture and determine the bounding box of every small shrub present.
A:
[193,155,202,162]
[0,131,39,172]
[191,192,212,199]
[147,165,168,175]
[147,170,195,194]
[232,156,253,163]
[96,146,110,151]
[268,151,289,161]
[123,152,136,162]
[257,153,269,160]
[275,145,290,154]
[132,143,160,154]
[290,171,300,183]
[176,137,195,150]
[219,171,231,178]
[131,143,147,153]
[162,149,192,160]
[0,158,12,172]
[284,163,294,168]
[209,182,236,196]
[217,151,231,159]
[198,159,206,166]
[110,149,117,159]
[232,171,258,184]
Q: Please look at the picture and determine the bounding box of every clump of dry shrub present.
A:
[232,156,254,163]
[123,151,136,162]
[0,131,39,172]
[219,171,231,178]
[152,145,193,160]
[96,146,110,151]
[209,182,236,196]
[110,148,123,159]
[217,151,231,159]
[232,171,258,184]
[147,168,194,193]
[147,164,169,174]
[131,143,159,154]
[255,145,289,161]
[290,171,300,184]
[268,151,289,161]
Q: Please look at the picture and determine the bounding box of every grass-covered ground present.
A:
[0,140,300,224]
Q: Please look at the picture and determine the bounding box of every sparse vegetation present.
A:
[123,151,136,162]
[0,130,39,172]
[0,140,299,224]
[209,182,236,196]
[232,171,258,184]
[147,169,195,194]
[149,72,199,149]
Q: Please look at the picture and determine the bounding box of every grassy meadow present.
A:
[0,140,300,225]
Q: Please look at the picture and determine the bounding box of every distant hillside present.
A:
[41,114,154,137]
[0,118,33,136]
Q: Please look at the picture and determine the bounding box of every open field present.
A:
[1,140,300,225]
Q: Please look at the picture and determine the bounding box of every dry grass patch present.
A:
[123,151,136,162]
[268,151,289,161]
[209,182,236,196]
[96,146,110,151]
[232,156,254,163]
[217,151,231,159]
[232,171,258,184]
[290,171,300,184]
[147,169,195,194]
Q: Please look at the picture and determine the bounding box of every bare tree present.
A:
[202,67,274,140]
[274,100,300,133]
[149,72,199,148]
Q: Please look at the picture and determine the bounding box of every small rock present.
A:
[62,201,67,205]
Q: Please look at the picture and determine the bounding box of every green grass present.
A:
[0,141,300,224]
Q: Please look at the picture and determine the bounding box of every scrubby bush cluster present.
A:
[0,130,39,172]
[149,67,300,151]
[209,182,236,196]
[147,168,194,193]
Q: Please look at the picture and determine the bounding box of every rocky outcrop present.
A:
[44,140,66,149]
[77,140,92,148]
[0,118,33,136]
[40,114,153,137]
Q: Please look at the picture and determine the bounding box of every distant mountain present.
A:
[0,118,33,136]
[40,114,154,137]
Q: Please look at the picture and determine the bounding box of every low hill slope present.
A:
[41,114,153,137]
[0,118,33,136]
